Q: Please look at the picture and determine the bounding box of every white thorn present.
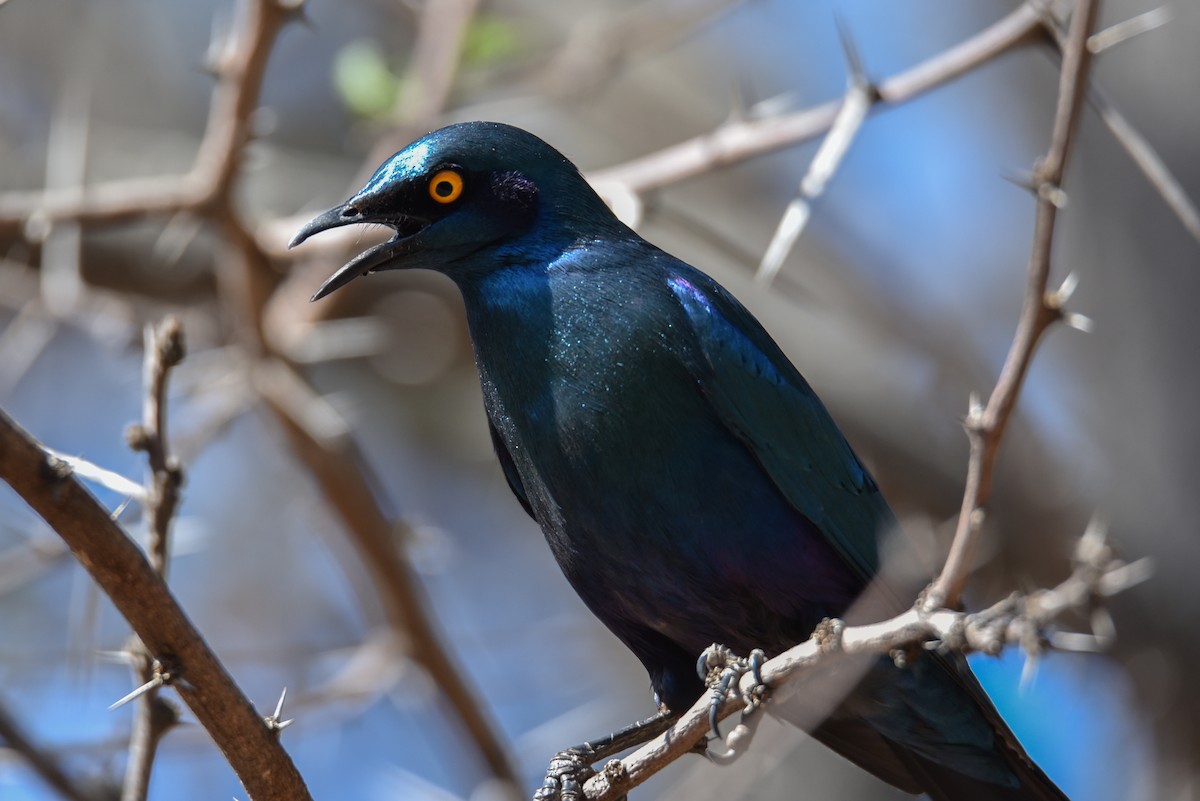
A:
[109,675,163,711]
[1056,271,1079,303]
[1018,650,1040,692]
[273,686,288,720]
[1064,312,1094,333]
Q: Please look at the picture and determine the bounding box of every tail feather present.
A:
[892,741,1068,801]
[787,650,1070,800]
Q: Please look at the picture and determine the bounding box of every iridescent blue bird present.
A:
[291,121,1068,801]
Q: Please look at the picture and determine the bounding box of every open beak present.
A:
[289,203,428,301]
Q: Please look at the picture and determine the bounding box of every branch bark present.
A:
[0,408,312,801]
[924,0,1100,612]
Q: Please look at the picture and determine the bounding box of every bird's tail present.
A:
[793,651,1070,800]
[888,732,1069,801]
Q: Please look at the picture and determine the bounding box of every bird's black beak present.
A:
[289,202,428,302]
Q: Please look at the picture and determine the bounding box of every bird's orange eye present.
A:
[429,169,464,204]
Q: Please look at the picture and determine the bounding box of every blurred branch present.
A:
[583,528,1149,800]
[1041,9,1200,245]
[0,0,301,237]
[0,408,312,801]
[252,356,519,787]
[1087,6,1170,54]
[120,317,187,801]
[1088,84,1200,244]
[396,0,480,127]
[534,0,747,98]
[195,1,519,778]
[0,697,102,801]
[924,0,1099,612]
[359,0,479,248]
[588,3,1048,193]
[0,0,518,784]
[129,317,186,576]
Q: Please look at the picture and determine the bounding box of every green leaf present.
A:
[461,16,521,69]
[333,40,401,120]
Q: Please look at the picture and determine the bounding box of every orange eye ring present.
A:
[429,169,464,204]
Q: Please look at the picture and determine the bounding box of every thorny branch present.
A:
[0,0,519,792]
[0,409,313,801]
[120,318,186,801]
[0,0,300,236]
[587,2,1199,249]
[583,531,1150,800]
[923,0,1099,612]
[588,4,1049,194]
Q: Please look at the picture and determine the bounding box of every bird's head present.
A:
[290,121,617,300]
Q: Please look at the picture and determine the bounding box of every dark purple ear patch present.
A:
[492,171,539,213]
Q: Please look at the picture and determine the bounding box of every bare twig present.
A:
[1089,84,1200,243]
[924,0,1100,612]
[40,449,147,503]
[128,317,186,575]
[0,0,300,237]
[1087,6,1170,54]
[755,22,876,285]
[120,317,187,801]
[0,408,313,801]
[39,66,89,316]
[1039,9,1200,245]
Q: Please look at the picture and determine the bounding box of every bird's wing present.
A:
[667,274,891,583]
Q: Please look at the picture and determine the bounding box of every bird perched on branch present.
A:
[292,121,1068,801]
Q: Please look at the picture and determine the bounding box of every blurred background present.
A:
[0,0,1196,799]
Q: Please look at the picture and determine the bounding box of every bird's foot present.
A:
[534,711,676,801]
[534,746,596,801]
[696,644,769,739]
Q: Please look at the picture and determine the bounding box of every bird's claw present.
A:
[697,644,769,739]
[534,747,595,801]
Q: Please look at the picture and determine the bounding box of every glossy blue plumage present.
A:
[293,122,1068,801]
